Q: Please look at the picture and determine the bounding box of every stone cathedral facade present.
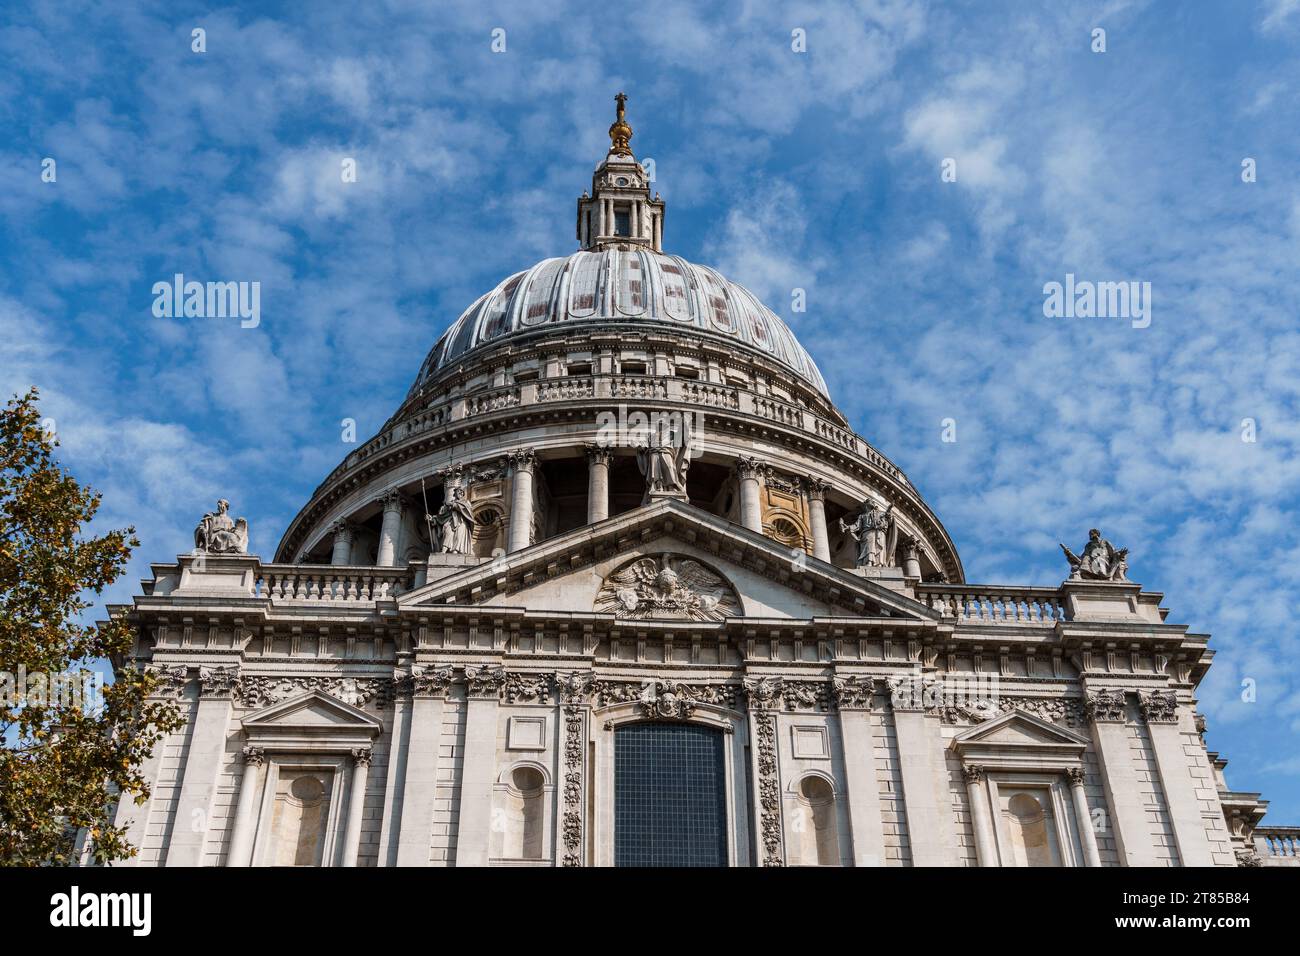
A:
[109,99,1292,868]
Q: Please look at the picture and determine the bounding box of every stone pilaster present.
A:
[1084,688,1159,866]
[224,745,266,867]
[832,675,886,866]
[394,665,454,866]
[1140,690,1216,866]
[165,665,238,867]
[886,675,955,866]
[455,664,507,865]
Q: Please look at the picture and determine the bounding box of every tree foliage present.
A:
[0,389,183,865]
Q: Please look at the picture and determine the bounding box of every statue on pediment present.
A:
[1061,528,1128,581]
[431,486,474,554]
[839,499,896,568]
[193,499,248,554]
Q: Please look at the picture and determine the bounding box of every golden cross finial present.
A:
[609,92,633,157]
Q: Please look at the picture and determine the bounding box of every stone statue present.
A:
[431,486,474,554]
[193,499,249,554]
[636,418,691,501]
[1061,528,1129,581]
[839,499,896,568]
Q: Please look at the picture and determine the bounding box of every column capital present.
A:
[330,519,356,542]
[743,675,784,711]
[376,489,406,514]
[1066,766,1086,786]
[509,450,537,475]
[1138,689,1179,723]
[351,747,373,768]
[241,745,266,767]
[585,443,614,466]
[1084,688,1127,723]
[399,665,455,698]
[465,663,507,698]
[831,675,874,710]
[802,475,829,501]
[962,764,984,784]
[735,456,767,481]
[198,665,240,698]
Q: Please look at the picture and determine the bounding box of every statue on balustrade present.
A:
[839,499,896,568]
[193,499,249,554]
[1061,528,1129,581]
[637,415,692,501]
[431,486,474,554]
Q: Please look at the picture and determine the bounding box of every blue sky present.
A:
[2,1,1298,820]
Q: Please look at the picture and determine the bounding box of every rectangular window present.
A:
[614,208,631,237]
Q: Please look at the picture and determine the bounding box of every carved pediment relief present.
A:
[594,553,740,622]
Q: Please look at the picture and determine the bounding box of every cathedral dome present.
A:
[409,251,829,399]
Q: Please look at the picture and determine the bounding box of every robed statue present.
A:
[194,499,249,554]
[1061,528,1129,582]
[636,417,691,502]
[431,486,474,554]
[839,499,896,568]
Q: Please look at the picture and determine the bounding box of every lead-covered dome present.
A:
[408,250,829,398]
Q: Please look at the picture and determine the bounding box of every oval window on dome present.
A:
[659,257,693,322]
[613,251,647,316]
[567,252,603,318]
[521,258,565,327]
[480,273,523,343]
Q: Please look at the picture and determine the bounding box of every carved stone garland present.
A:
[555,671,592,867]
[743,677,785,867]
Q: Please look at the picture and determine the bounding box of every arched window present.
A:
[614,723,727,867]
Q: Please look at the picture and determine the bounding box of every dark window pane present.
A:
[614,210,631,236]
[614,722,728,867]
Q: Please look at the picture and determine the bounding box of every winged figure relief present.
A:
[595,554,740,622]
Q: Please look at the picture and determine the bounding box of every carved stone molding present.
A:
[198,665,240,698]
[238,675,390,709]
[940,696,1085,727]
[831,675,875,711]
[753,709,784,867]
[504,671,552,704]
[782,680,831,712]
[1138,690,1179,724]
[553,670,593,705]
[594,553,741,622]
[1084,688,1128,723]
[743,676,784,711]
[561,701,585,867]
[591,678,738,719]
[241,745,266,767]
[464,663,507,698]
[1235,849,1262,868]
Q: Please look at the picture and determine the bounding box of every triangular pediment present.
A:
[954,710,1089,747]
[241,690,383,736]
[397,499,939,623]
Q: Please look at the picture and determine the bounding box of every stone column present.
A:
[586,445,612,523]
[963,765,997,866]
[508,451,536,553]
[395,666,453,866]
[455,665,506,866]
[375,492,404,567]
[341,747,372,867]
[1085,688,1159,866]
[224,745,266,867]
[113,665,188,864]
[330,520,355,566]
[833,676,886,866]
[901,535,922,580]
[735,458,765,534]
[1068,767,1102,867]
[1141,691,1216,866]
[888,677,956,866]
[166,665,238,867]
[804,477,830,562]
[743,677,785,867]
